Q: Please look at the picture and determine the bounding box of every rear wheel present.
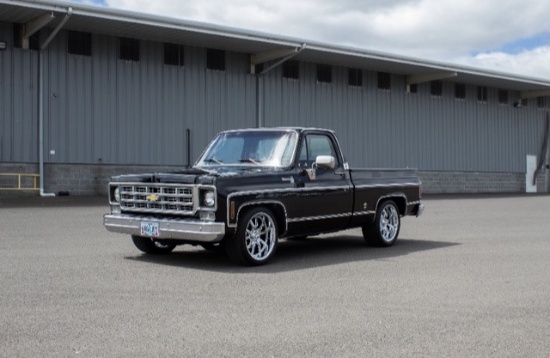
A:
[362,200,401,247]
[226,207,278,266]
[131,235,176,254]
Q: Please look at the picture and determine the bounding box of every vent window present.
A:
[377,72,391,90]
[455,83,466,99]
[348,68,362,87]
[316,64,332,83]
[283,60,299,79]
[68,31,91,56]
[477,86,488,102]
[164,43,184,66]
[206,49,225,71]
[119,37,140,61]
[431,81,443,96]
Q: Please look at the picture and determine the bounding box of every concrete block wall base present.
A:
[0,163,548,197]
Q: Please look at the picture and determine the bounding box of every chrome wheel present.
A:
[362,200,401,247]
[245,212,277,261]
[379,204,399,243]
[226,207,279,265]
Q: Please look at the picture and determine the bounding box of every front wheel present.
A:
[225,207,278,266]
[131,235,176,254]
[362,200,401,247]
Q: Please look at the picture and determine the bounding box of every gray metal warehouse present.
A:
[1,0,550,197]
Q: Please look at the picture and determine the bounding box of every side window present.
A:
[299,134,338,168]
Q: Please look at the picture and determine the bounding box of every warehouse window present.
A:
[253,63,264,74]
[164,43,184,66]
[520,98,528,107]
[206,49,225,71]
[13,23,40,50]
[477,86,488,102]
[408,83,418,94]
[282,60,299,79]
[537,97,547,109]
[498,89,508,104]
[317,64,332,83]
[455,83,466,99]
[68,30,91,56]
[348,68,362,87]
[377,72,391,90]
[119,37,140,61]
[431,81,442,96]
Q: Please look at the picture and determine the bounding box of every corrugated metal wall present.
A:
[41,31,256,166]
[262,66,546,172]
[0,22,39,163]
[0,22,547,173]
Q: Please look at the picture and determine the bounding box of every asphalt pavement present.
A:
[1,194,549,357]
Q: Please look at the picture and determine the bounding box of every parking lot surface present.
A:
[1,194,550,357]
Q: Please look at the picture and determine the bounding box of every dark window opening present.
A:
[520,98,528,107]
[408,83,418,93]
[164,43,184,66]
[537,97,546,109]
[13,23,40,50]
[348,68,362,87]
[477,86,488,102]
[377,72,391,90]
[431,81,443,96]
[455,83,466,99]
[119,37,140,61]
[206,49,225,71]
[282,60,299,79]
[68,30,91,56]
[498,89,508,104]
[317,64,332,83]
[253,62,264,74]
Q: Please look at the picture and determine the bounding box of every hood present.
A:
[111,168,214,185]
[111,166,285,185]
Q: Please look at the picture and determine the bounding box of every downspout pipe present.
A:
[38,7,72,197]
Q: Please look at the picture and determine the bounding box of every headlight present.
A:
[203,191,215,207]
[113,187,120,202]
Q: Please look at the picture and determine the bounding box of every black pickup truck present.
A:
[104,127,424,265]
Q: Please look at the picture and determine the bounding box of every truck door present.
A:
[288,132,353,235]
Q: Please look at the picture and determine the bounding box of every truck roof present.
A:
[219,127,336,134]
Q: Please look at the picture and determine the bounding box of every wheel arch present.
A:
[234,201,288,236]
[375,193,407,216]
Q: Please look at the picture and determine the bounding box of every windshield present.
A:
[195,130,299,168]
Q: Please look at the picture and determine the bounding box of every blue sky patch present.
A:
[474,32,550,55]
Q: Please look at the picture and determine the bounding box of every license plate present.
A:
[140,221,160,237]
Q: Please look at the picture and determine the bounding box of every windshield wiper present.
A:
[239,158,261,165]
[204,158,223,164]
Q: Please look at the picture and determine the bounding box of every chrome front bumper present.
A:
[103,214,225,242]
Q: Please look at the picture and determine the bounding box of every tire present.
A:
[225,207,278,266]
[362,200,401,247]
[131,235,176,254]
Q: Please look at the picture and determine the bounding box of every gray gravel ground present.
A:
[1,194,549,357]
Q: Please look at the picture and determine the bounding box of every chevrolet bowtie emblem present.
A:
[146,194,160,202]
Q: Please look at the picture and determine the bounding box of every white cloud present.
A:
[454,46,550,80]
[102,0,550,79]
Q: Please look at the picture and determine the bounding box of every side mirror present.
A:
[315,155,336,170]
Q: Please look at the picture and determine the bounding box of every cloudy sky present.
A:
[72,0,550,80]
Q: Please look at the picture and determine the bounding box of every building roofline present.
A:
[1,0,550,93]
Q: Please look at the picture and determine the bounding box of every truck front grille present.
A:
[119,184,196,216]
